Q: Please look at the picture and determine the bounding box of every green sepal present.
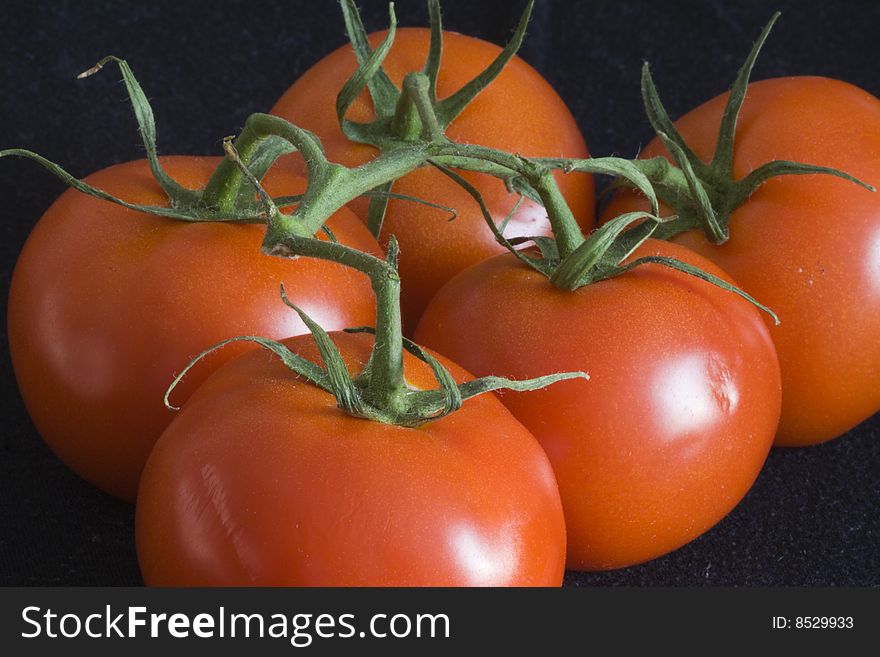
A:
[639,61,709,181]
[337,2,399,144]
[457,370,588,400]
[344,326,589,424]
[732,159,875,206]
[363,181,461,240]
[423,0,443,102]
[364,187,457,219]
[608,255,780,325]
[398,337,463,418]
[339,0,400,115]
[78,56,200,207]
[657,133,725,242]
[711,12,780,172]
[365,180,395,237]
[435,0,534,128]
[430,152,668,280]
[279,284,366,416]
[163,335,331,411]
[539,204,778,322]
[510,236,560,265]
[601,213,669,267]
[550,211,662,290]
[497,194,525,234]
[503,174,544,206]
[429,160,557,276]
[219,137,282,226]
[537,156,660,216]
[0,148,266,223]
[273,195,304,209]
[332,0,534,150]
[6,58,306,227]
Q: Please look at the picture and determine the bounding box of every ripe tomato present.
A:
[136,331,566,586]
[271,27,593,330]
[605,76,880,446]
[415,239,781,570]
[8,156,379,502]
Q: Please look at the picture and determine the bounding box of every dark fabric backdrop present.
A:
[0,0,878,586]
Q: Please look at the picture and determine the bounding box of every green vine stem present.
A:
[223,80,775,325]
[168,138,588,427]
[215,108,658,263]
[623,12,875,243]
[190,137,588,427]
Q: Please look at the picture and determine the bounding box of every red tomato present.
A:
[415,239,781,570]
[8,156,379,502]
[605,76,880,446]
[136,331,566,586]
[271,27,593,330]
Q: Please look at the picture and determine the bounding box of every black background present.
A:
[0,0,878,586]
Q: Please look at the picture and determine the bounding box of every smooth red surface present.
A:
[271,27,594,330]
[136,332,566,587]
[605,76,880,446]
[8,157,380,501]
[415,240,781,570]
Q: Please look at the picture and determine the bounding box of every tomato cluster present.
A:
[5,2,879,585]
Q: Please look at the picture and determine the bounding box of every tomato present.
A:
[7,156,380,502]
[271,27,593,330]
[604,76,880,446]
[135,330,566,586]
[415,239,781,570]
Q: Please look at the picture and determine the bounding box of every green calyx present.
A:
[335,0,535,237]
[628,12,874,244]
[166,239,587,428]
[429,158,779,324]
[0,56,301,224]
[338,0,532,144]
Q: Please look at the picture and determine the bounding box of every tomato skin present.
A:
[7,156,379,502]
[604,76,880,446]
[136,331,566,587]
[271,27,593,330]
[415,240,781,570]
